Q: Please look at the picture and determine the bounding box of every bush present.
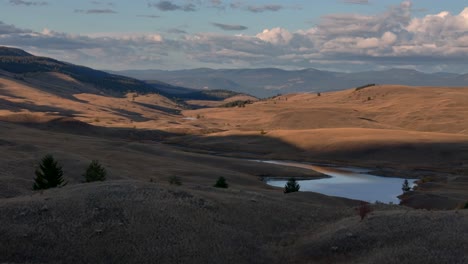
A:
[33,154,66,190]
[169,176,182,186]
[214,176,228,188]
[402,179,411,192]
[284,178,300,193]
[83,160,107,182]
[357,201,373,220]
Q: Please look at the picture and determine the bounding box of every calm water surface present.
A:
[260,160,417,204]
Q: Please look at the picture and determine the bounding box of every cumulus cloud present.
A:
[212,23,248,31]
[256,27,293,45]
[149,1,196,12]
[1,2,467,72]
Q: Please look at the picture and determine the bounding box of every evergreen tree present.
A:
[402,179,411,192]
[284,178,300,193]
[214,176,228,188]
[83,160,107,182]
[33,154,66,190]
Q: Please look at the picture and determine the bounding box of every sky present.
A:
[0,0,467,73]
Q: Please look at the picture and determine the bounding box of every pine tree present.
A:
[402,179,411,192]
[33,154,66,190]
[284,178,300,193]
[83,160,107,182]
[214,176,228,188]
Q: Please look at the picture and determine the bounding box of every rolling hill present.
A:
[0,46,247,101]
[0,47,468,263]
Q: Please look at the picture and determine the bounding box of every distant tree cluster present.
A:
[33,154,107,190]
[221,100,252,108]
[355,84,376,91]
[0,55,153,95]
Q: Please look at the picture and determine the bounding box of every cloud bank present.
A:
[1,1,467,72]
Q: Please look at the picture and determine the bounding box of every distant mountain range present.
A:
[112,68,468,97]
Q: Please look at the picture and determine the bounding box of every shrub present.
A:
[463,201,468,209]
[402,179,411,192]
[260,129,267,135]
[33,154,66,190]
[214,176,228,188]
[357,201,373,220]
[169,176,182,186]
[83,160,107,182]
[284,178,300,193]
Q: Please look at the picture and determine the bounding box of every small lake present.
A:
[259,160,417,204]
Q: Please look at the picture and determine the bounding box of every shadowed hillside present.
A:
[1,47,468,264]
[0,46,194,96]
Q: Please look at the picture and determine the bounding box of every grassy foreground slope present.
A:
[1,179,467,264]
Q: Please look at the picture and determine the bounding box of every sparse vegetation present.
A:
[357,201,372,220]
[33,154,66,190]
[83,160,107,182]
[169,176,182,186]
[355,83,376,91]
[284,178,300,193]
[214,176,228,188]
[260,129,268,135]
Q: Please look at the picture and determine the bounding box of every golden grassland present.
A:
[1,72,468,263]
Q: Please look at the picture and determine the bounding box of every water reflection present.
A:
[260,160,417,204]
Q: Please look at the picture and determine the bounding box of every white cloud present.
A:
[0,2,467,73]
[256,27,293,45]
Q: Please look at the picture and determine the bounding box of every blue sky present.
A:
[0,0,467,72]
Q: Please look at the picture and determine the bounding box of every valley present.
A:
[0,47,467,263]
